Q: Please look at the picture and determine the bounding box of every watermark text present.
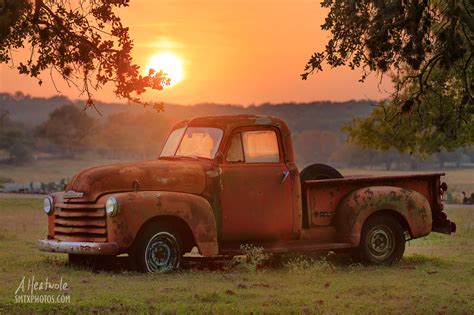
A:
[15,276,70,304]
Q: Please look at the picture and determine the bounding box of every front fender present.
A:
[335,186,432,246]
[99,191,218,256]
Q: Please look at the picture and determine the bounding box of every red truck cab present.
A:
[38,115,455,272]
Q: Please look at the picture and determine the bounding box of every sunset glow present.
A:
[0,0,390,104]
[146,53,184,87]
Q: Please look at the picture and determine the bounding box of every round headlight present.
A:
[105,197,119,216]
[43,196,54,215]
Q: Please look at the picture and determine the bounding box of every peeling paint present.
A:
[206,170,219,178]
[41,116,452,262]
[64,160,207,202]
[335,186,432,246]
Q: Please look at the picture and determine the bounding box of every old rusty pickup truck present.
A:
[38,115,456,272]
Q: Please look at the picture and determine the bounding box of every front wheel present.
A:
[129,224,182,273]
[356,215,405,265]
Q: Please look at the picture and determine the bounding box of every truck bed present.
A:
[302,173,444,228]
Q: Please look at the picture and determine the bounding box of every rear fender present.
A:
[101,191,218,256]
[335,186,432,246]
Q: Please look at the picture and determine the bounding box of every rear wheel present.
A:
[129,223,182,273]
[357,215,405,265]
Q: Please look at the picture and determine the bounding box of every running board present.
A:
[219,240,352,255]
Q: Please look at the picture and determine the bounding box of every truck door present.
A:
[220,127,294,242]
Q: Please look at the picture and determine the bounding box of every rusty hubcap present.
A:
[145,232,180,273]
[366,225,395,261]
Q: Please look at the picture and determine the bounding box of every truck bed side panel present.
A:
[335,186,432,246]
[303,173,442,229]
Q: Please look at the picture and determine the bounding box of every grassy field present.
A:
[0,198,473,313]
[0,158,130,183]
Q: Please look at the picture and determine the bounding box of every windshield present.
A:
[160,127,223,159]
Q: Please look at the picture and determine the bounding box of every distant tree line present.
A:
[1,102,473,171]
[0,104,34,163]
[0,104,174,164]
[292,130,474,170]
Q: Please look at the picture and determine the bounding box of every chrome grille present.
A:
[54,206,107,242]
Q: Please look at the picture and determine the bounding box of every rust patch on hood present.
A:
[64,160,206,202]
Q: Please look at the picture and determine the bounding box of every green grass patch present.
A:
[0,199,473,313]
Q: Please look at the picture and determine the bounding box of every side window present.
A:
[242,130,280,163]
[226,132,244,162]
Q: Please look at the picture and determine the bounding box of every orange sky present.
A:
[0,0,391,105]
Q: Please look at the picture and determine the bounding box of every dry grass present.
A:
[0,198,473,314]
[0,158,131,183]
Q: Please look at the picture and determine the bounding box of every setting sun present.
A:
[146,52,184,87]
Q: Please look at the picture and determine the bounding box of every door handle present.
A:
[281,170,290,183]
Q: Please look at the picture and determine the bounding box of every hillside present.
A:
[1,92,373,136]
[1,92,472,171]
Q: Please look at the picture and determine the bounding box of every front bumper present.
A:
[37,239,119,255]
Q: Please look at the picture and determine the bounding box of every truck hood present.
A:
[64,160,206,203]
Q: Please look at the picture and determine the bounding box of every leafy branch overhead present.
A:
[304,0,473,154]
[0,0,169,110]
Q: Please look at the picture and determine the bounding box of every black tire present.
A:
[300,164,343,183]
[357,215,405,265]
[129,223,182,273]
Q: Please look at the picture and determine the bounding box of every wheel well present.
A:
[300,163,343,183]
[364,210,412,238]
[134,215,197,254]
